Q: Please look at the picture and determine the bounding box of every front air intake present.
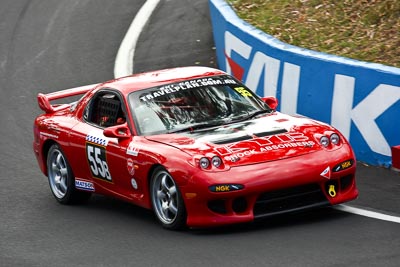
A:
[253,183,329,218]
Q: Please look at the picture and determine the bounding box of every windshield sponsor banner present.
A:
[139,76,237,102]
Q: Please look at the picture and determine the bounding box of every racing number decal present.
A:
[234,87,252,97]
[86,143,112,181]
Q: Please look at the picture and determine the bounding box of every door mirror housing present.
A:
[261,96,279,110]
[103,123,131,139]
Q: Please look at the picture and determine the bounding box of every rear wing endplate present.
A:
[37,83,99,113]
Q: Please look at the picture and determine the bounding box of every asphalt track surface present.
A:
[0,1,399,266]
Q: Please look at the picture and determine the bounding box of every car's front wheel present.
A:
[150,167,186,230]
[47,144,91,204]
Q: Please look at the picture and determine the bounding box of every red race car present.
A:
[33,66,358,229]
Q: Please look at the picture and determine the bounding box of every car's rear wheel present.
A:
[47,144,91,204]
[150,167,186,230]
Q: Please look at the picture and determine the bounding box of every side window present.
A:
[86,92,126,127]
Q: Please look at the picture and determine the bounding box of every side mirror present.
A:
[261,96,278,110]
[103,123,131,139]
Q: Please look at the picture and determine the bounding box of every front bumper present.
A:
[181,149,358,227]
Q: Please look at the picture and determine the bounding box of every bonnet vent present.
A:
[212,134,252,145]
[253,128,287,137]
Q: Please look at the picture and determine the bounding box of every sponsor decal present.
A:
[209,184,244,192]
[333,159,354,172]
[320,166,331,179]
[131,178,138,190]
[127,158,135,175]
[233,86,253,97]
[127,142,139,156]
[75,179,95,191]
[215,132,315,162]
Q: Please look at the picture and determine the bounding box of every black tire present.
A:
[150,167,187,230]
[46,144,91,204]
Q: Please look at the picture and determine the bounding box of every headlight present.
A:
[211,156,222,168]
[320,136,330,147]
[199,157,210,169]
[330,133,340,145]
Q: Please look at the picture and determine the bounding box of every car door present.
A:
[69,89,134,198]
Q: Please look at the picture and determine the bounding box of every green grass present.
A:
[227,0,400,68]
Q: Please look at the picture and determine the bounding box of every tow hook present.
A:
[328,184,337,197]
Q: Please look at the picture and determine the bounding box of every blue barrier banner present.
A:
[209,0,400,167]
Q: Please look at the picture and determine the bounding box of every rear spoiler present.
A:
[37,83,99,113]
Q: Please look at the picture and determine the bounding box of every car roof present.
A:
[97,66,227,95]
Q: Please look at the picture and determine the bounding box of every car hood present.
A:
[145,112,333,166]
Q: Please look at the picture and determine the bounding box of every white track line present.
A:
[114,0,400,225]
[114,0,160,78]
[335,204,400,224]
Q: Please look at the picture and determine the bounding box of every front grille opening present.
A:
[254,183,328,218]
[208,200,227,214]
[340,175,353,191]
[232,197,247,213]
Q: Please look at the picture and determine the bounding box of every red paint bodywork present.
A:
[33,66,358,227]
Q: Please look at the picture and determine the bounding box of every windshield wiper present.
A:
[248,109,272,119]
[229,109,272,124]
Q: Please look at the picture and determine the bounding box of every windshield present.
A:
[128,75,271,135]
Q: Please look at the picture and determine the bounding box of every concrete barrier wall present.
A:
[209,0,400,167]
